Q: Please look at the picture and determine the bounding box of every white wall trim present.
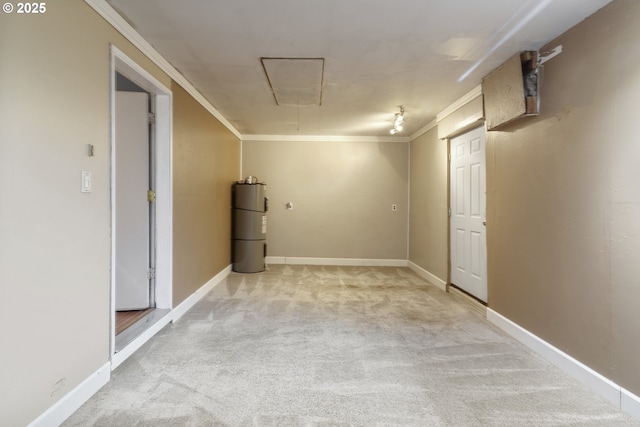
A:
[30,265,233,424]
[487,308,640,420]
[110,45,174,356]
[439,115,485,141]
[154,92,174,310]
[172,264,233,322]
[111,46,174,311]
[407,261,447,291]
[266,257,408,267]
[242,134,409,143]
[27,363,111,427]
[111,311,173,370]
[436,84,482,122]
[406,143,411,260]
[409,118,438,142]
[84,0,241,139]
[622,388,640,420]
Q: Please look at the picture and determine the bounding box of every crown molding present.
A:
[85,0,483,144]
[242,134,409,142]
[409,118,438,142]
[436,84,482,123]
[84,0,242,139]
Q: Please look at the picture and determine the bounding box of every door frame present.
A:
[110,46,173,359]
[447,123,488,302]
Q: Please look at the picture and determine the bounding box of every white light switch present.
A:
[81,171,92,193]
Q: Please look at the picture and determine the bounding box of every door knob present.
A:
[483,220,487,226]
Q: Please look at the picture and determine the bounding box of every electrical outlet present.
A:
[391,204,397,212]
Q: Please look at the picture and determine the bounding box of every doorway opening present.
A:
[449,125,488,303]
[111,46,173,367]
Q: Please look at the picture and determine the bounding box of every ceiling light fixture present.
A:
[390,106,405,134]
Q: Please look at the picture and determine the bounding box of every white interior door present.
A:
[450,126,487,302]
[115,91,151,310]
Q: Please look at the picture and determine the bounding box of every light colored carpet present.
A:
[64,265,639,426]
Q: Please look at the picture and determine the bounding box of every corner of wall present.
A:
[408,261,447,291]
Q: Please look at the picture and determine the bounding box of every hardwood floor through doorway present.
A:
[116,308,153,335]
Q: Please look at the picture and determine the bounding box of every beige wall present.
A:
[487,0,640,394]
[0,3,160,425]
[4,0,640,424]
[408,127,448,281]
[172,82,240,305]
[242,139,408,260]
[0,2,238,424]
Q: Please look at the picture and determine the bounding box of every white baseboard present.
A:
[622,387,640,420]
[265,256,408,267]
[28,362,110,427]
[487,308,640,420]
[112,266,231,369]
[111,310,173,370]
[407,261,447,291]
[27,265,233,426]
[172,264,232,322]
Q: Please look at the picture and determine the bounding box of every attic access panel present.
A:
[483,51,539,130]
[261,58,324,107]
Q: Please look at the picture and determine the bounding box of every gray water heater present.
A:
[232,181,267,273]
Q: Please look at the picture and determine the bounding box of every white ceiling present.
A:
[107,0,612,137]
